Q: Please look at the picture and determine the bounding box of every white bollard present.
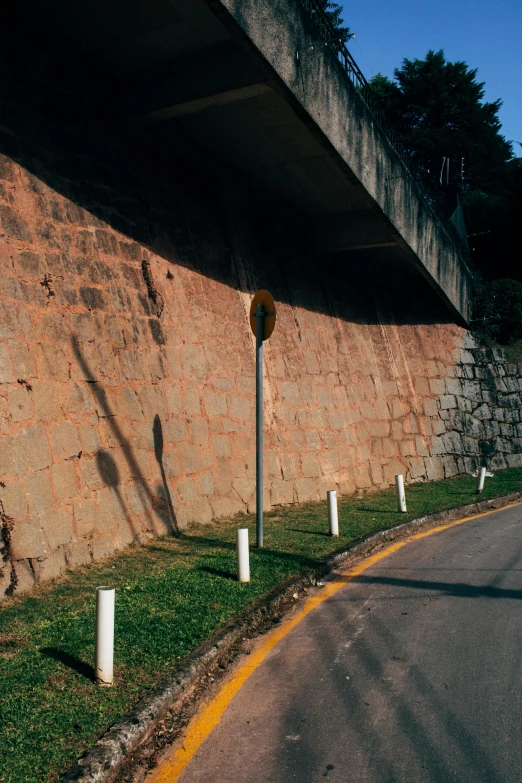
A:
[236,528,250,583]
[327,490,339,536]
[395,474,407,513]
[477,466,487,493]
[95,586,115,685]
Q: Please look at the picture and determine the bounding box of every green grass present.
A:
[1,468,521,782]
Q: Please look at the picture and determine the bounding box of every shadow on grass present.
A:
[288,528,332,537]
[40,647,94,681]
[199,566,237,581]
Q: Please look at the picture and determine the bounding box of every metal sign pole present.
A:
[256,303,264,548]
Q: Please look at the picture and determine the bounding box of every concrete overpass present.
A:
[27,0,472,322]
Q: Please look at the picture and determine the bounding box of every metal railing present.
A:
[296,0,471,263]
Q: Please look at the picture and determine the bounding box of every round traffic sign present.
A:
[250,290,276,341]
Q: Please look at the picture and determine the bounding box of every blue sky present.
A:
[340,0,522,156]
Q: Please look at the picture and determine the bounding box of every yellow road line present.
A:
[146,500,521,783]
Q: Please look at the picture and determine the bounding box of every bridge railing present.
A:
[296,0,471,263]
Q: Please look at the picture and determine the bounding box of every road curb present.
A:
[61,491,522,783]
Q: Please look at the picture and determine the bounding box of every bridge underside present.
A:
[24,0,471,320]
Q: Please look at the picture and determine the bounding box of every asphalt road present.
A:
[175,505,522,783]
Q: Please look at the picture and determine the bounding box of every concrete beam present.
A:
[208,0,473,323]
[124,45,270,123]
[314,212,398,253]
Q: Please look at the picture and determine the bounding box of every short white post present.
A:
[95,586,115,685]
[327,490,339,536]
[395,474,407,513]
[236,528,250,583]
[477,466,487,493]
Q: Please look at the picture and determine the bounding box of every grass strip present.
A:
[1,467,521,782]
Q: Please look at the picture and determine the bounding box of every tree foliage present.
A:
[473,278,522,346]
[369,50,512,194]
[309,0,351,44]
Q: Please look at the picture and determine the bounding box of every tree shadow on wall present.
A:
[72,337,179,538]
[0,0,454,328]
[153,414,179,536]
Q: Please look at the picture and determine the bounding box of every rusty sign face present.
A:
[249,289,276,341]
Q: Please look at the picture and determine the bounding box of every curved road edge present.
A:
[61,490,522,783]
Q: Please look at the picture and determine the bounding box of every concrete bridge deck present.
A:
[26,0,472,322]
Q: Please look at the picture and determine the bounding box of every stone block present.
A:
[19,424,52,471]
[211,496,243,519]
[178,444,202,474]
[442,455,458,477]
[42,507,74,549]
[0,302,20,342]
[121,350,150,380]
[91,535,116,562]
[442,431,463,453]
[182,343,206,378]
[230,395,251,421]
[163,450,182,478]
[77,426,101,455]
[64,383,95,416]
[317,387,332,409]
[163,417,187,444]
[423,398,438,416]
[370,461,384,484]
[354,465,372,488]
[74,498,96,537]
[456,396,473,413]
[232,478,255,504]
[429,378,445,395]
[117,387,144,420]
[295,478,320,503]
[51,462,79,500]
[39,342,71,382]
[139,386,167,419]
[301,453,322,478]
[95,487,123,533]
[367,421,390,438]
[414,377,430,395]
[318,451,339,475]
[124,481,149,516]
[270,479,295,505]
[0,342,15,382]
[12,560,35,593]
[31,379,62,421]
[408,457,426,479]
[0,481,25,518]
[24,472,54,515]
[10,520,47,560]
[80,458,105,491]
[50,421,80,460]
[329,410,347,430]
[203,388,227,417]
[424,457,445,481]
[64,541,91,568]
[198,471,214,496]
[439,395,457,410]
[400,440,416,457]
[8,385,32,422]
[191,418,209,448]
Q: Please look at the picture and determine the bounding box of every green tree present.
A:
[308,0,351,44]
[369,50,512,194]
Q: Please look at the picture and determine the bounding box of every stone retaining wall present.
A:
[0,9,521,599]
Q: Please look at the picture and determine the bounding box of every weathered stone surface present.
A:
[2,34,522,602]
[50,421,80,461]
[42,507,74,549]
[24,472,54,515]
[10,520,47,560]
[19,424,52,472]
